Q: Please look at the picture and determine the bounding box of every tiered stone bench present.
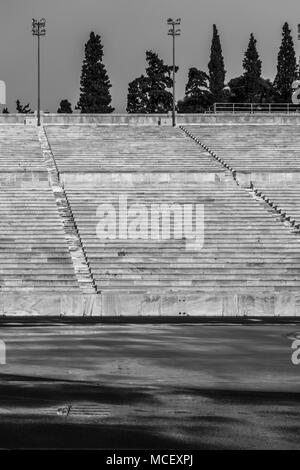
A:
[2,123,300,316]
[182,124,300,260]
[0,188,79,291]
[64,184,300,315]
[44,125,226,186]
[183,125,300,187]
[0,126,48,186]
[0,187,88,315]
[44,125,300,316]
[0,126,95,316]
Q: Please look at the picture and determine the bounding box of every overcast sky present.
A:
[1,0,300,112]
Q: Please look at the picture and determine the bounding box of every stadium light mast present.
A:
[167,18,181,127]
[32,18,46,126]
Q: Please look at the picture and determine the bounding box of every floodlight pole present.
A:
[38,33,40,125]
[168,18,181,126]
[32,18,46,126]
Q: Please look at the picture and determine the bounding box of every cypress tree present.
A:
[208,25,226,102]
[242,34,262,102]
[229,33,278,104]
[274,22,297,102]
[77,32,114,113]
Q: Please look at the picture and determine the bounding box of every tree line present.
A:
[4,23,298,114]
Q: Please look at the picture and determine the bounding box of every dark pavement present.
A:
[0,322,299,449]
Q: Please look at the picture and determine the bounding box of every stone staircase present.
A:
[0,125,96,316]
[38,127,96,295]
[182,124,300,244]
[253,185,300,228]
[183,125,300,187]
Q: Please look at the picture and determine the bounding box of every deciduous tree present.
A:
[127,51,176,113]
[16,99,32,114]
[57,99,73,113]
[177,68,213,113]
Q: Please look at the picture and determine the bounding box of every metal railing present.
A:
[207,103,300,114]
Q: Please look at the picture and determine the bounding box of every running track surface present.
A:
[0,323,299,449]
